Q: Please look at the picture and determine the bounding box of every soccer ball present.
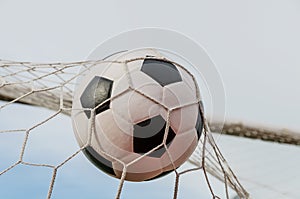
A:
[71,48,204,181]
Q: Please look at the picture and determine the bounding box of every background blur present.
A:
[0,0,299,198]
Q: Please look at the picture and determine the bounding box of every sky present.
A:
[0,0,300,199]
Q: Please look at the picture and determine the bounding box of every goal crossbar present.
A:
[1,83,299,146]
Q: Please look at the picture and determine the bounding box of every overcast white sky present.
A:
[0,0,300,199]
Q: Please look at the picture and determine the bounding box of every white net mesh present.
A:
[2,58,298,199]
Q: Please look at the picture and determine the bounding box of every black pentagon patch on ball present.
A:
[133,115,176,158]
[195,105,204,140]
[83,146,116,177]
[80,76,113,118]
[141,58,182,87]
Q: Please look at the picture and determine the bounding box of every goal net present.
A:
[1,57,299,199]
